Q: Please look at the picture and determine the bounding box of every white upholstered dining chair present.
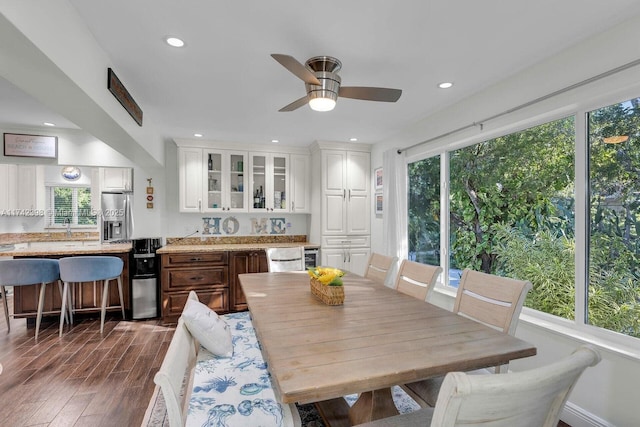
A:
[401,268,532,407]
[364,253,398,285]
[266,246,305,272]
[392,259,442,301]
[359,345,601,427]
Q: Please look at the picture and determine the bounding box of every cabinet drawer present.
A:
[322,235,370,248]
[162,289,229,324]
[163,266,228,291]
[162,251,227,266]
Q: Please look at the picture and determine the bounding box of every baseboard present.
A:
[561,401,614,427]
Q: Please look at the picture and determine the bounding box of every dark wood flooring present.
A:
[0,293,573,427]
[0,293,174,427]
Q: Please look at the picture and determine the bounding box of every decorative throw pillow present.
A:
[181,298,233,357]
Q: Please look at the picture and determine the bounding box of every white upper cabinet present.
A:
[290,154,310,213]
[0,164,44,212]
[178,147,203,213]
[249,153,289,212]
[321,149,370,235]
[175,140,309,215]
[0,164,18,211]
[100,167,133,192]
[203,150,247,212]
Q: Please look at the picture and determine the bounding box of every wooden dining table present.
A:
[239,271,536,426]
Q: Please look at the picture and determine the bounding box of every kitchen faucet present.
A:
[63,218,72,239]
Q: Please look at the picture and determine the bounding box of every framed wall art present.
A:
[4,133,57,158]
[374,167,383,190]
[375,192,383,216]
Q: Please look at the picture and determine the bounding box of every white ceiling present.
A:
[3,0,640,148]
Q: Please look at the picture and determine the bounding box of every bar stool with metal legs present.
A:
[0,258,62,341]
[58,256,125,336]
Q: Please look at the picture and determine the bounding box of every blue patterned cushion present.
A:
[187,312,297,427]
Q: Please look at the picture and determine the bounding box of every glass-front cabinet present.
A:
[249,153,289,212]
[203,150,247,212]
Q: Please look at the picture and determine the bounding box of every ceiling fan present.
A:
[271,54,402,112]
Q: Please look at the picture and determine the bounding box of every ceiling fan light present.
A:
[309,97,336,112]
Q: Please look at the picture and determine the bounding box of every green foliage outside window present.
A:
[409,102,640,338]
[51,186,96,226]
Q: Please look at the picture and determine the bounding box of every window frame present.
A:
[404,91,640,355]
[45,184,96,229]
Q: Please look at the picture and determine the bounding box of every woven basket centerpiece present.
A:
[308,267,345,306]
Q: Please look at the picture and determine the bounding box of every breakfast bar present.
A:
[1,242,132,321]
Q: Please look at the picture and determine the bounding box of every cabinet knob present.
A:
[190,257,202,262]
[190,276,204,281]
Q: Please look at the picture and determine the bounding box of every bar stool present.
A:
[0,258,62,341]
[59,256,125,336]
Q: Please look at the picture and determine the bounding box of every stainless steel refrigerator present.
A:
[101,191,133,242]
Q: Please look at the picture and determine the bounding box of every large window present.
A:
[449,118,576,320]
[588,97,640,338]
[407,102,640,340]
[409,118,577,313]
[46,186,96,227]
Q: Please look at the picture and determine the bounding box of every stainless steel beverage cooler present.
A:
[131,238,162,319]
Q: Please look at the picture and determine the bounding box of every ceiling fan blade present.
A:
[339,86,402,102]
[271,54,321,85]
[279,95,309,112]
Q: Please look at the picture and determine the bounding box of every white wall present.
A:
[371,12,640,427]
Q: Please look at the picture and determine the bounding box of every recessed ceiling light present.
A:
[43,122,55,126]
[350,138,358,142]
[165,36,185,47]
[271,139,279,143]
[438,82,454,89]
[194,133,203,138]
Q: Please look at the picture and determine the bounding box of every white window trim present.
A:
[45,184,96,229]
[408,83,640,359]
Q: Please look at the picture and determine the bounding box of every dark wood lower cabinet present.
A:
[160,251,229,324]
[12,252,131,319]
[229,250,268,312]
[159,249,268,324]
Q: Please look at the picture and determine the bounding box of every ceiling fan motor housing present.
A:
[305,56,342,105]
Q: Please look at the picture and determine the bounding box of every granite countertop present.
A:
[157,242,319,254]
[0,242,133,257]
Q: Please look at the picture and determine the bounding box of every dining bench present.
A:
[153,291,301,427]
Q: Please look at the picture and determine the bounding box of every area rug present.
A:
[142,385,421,426]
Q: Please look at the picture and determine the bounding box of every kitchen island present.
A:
[1,242,132,323]
[157,236,319,324]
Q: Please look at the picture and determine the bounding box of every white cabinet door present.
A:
[249,153,289,212]
[322,150,347,234]
[321,247,370,275]
[348,248,371,276]
[321,150,370,235]
[346,151,370,235]
[101,167,133,192]
[178,147,203,212]
[0,164,17,210]
[203,150,247,212]
[290,154,310,213]
[17,165,44,211]
[322,248,347,270]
